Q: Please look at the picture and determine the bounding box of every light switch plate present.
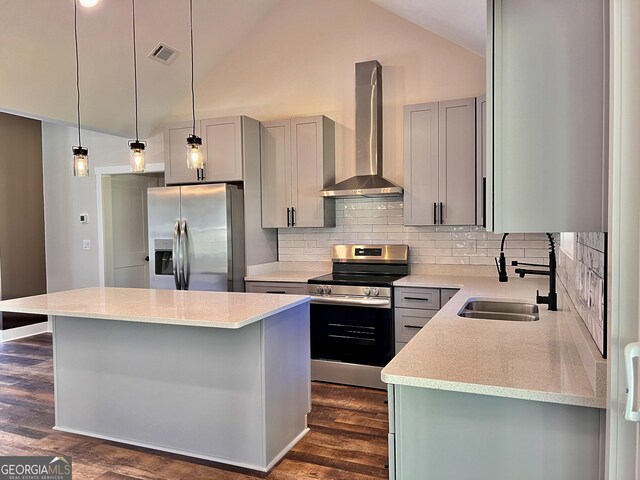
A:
[82,239,91,251]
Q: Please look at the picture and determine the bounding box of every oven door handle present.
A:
[310,296,391,308]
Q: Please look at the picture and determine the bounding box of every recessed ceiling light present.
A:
[79,0,100,7]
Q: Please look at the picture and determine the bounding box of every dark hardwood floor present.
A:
[0,334,389,479]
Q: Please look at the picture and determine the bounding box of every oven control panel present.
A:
[354,247,383,257]
[309,284,390,298]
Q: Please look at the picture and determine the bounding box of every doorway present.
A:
[99,169,164,288]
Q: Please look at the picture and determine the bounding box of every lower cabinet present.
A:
[394,287,459,354]
[245,281,308,295]
[387,384,603,480]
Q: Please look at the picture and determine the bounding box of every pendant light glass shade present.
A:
[72,146,89,177]
[129,140,146,173]
[186,134,203,169]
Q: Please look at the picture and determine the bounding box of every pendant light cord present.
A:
[189,0,196,136]
[74,0,82,147]
[132,0,139,141]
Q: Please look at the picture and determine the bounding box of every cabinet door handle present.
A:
[482,177,487,229]
[287,207,291,227]
[404,325,423,330]
[266,291,286,294]
[403,296,430,302]
[433,202,437,225]
[292,207,296,226]
[440,202,444,225]
[624,342,640,421]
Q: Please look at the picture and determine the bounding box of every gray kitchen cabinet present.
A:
[487,0,607,233]
[245,281,308,295]
[394,287,459,354]
[260,116,335,228]
[201,116,243,182]
[404,98,477,226]
[387,384,601,480]
[395,308,435,343]
[163,120,199,185]
[164,116,248,185]
[476,95,486,227]
[403,102,438,226]
[395,287,440,310]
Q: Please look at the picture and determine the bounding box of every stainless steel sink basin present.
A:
[457,300,539,322]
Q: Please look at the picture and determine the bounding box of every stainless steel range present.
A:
[308,244,409,390]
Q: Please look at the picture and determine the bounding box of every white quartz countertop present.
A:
[384,275,606,408]
[0,287,309,329]
[244,271,328,283]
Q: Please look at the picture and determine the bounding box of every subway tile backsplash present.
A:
[557,232,607,356]
[278,198,551,269]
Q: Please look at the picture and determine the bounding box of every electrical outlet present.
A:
[82,239,91,251]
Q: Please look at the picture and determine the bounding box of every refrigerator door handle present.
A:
[180,220,190,290]
[172,220,181,290]
[624,342,640,421]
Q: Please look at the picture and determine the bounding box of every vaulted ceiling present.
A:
[0,0,485,138]
[369,0,485,56]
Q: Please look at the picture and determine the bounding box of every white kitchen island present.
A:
[0,287,311,472]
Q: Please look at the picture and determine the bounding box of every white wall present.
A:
[167,0,485,185]
[41,123,162,292]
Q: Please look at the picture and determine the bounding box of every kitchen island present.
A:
[0,287,311,473]
[383,275,606,480]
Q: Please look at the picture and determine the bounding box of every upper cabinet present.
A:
[164,121,198,185]
[261,115,335,228]
[404,98,477,226]
[201,117,243,182]
[164,116,246,185]
[476,96,486,227]
[487,0,607,233]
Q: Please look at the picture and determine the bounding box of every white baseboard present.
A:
[53,425,310,473]
[1,322,49,342]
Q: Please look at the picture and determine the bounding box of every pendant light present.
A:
[186,0,203,170]
[72,0,89,177]
[128,0,146,172]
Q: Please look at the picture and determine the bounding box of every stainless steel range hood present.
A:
[321,61,403,198]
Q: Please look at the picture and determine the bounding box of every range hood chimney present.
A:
[321,60,403,198]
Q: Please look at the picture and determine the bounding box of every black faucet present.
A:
[494,233,509,282]
[511,233,557,311]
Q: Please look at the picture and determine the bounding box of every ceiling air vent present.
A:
[148,43,180,65]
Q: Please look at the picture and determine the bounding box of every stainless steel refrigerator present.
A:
[147,183,245,292]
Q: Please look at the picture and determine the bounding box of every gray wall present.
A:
[0,112,46,329]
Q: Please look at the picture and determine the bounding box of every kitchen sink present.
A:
[457,300,539,322]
